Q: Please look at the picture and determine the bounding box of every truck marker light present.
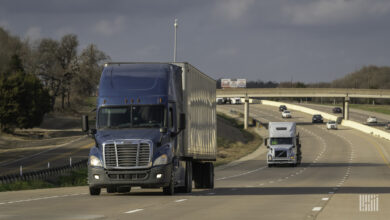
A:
[159,98,162,103]
[137,98,140,103]
[125,98,128,104]
[103,99,106,104]
[94,175,100,180]
[131,99,134,103]
[156,174,163,179]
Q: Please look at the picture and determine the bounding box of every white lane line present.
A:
[322,198,329,201]
[216,166,266,181]
[175,199,187,203]
[0,193,87,205]
[125,209,144,214]
[312,207,322,211]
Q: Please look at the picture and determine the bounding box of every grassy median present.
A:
[0,168,88,192]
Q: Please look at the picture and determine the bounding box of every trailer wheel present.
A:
[204,162,214,189]
[89,187,101,196]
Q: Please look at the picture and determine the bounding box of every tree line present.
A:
[0,27,109,132]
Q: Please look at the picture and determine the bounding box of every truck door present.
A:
[168,102,177,150]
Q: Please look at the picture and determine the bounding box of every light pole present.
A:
[173,18,178,62]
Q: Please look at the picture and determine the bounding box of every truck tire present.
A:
[107,186,116,193]
[203,162,214,189]
[163,167,175,195]
[193,162,204,189]
[89,187,101,196]
[183,161,193,193]
[117,186,131,193]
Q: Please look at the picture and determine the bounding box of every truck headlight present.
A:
[90,155,103,167]
[268,155,272,160]
[153,154,168,166]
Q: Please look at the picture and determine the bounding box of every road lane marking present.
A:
[0,193,87,205]
[125,209,144,214]
[175,199,187,203]
[322,198,329,201]
[312,207,322,211]
[216,166,266,181]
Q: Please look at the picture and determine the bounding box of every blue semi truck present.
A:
[82,62,217,195]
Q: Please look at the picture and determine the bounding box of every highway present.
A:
[295,102,390,132]
[0,136,92,175]
[0,104,390,220]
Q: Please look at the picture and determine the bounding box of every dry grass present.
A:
[215,113,262,166]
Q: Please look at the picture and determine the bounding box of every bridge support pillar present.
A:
[343,96,350,120]
[244,96,249,129]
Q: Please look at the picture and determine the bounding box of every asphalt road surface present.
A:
[0,104,389,220]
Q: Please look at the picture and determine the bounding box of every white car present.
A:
[367,116,377,123]
[326,121,337,130]
[282,110,291,118]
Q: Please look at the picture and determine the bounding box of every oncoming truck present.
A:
[82,62,217,195]
[264,122,301,167]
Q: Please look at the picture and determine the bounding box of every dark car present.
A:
[312,114,323,123]
[332,107,342,114]
[279,105,287,112]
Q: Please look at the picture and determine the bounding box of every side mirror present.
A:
[264,138,268,146]
[160,127,168,133]
[179,113,186,130]
[90,128,97,135]
[82,115,89,132]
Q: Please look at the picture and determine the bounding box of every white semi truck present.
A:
[264,122,301,167]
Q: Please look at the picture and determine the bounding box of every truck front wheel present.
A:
[89,187,101,196]
[163,167,175,195]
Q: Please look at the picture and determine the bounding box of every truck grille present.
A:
[103,141,152,169]
[275,150,287,158]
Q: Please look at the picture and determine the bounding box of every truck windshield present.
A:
[98,105,165,129]
[270,138,293,145]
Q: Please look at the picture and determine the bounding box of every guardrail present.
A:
[0,159,88,185]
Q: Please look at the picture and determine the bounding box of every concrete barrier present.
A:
[260,100,390,141]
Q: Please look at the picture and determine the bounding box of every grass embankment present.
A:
[215,113,262,166]
[0,168,87,192]
[349,104,390,116]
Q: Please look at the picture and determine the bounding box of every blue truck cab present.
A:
[82,62,216,195]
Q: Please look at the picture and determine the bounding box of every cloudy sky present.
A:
[1,0,390,82]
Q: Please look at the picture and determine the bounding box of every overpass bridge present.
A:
[217,88,390,128]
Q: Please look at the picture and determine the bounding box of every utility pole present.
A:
[173,19,178,62]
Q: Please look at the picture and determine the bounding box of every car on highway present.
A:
[282,110,291,118]
[332,107,342,114]
[367,116,377,123]
[279,105,287,112]
[385,122,390,130]
[312,114,323,123]
[326,121,337,130]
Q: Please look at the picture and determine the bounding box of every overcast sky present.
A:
[1,0,390,82]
